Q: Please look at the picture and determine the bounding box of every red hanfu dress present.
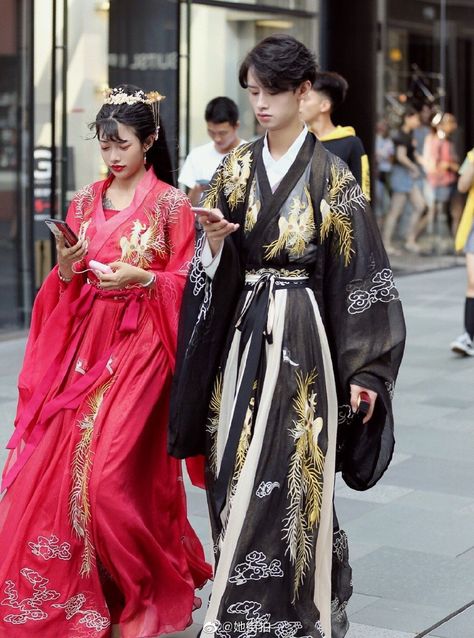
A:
[0,168,211,637]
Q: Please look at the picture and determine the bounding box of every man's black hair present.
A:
[402,105,419,120]
[312,71,348,112]
[205,97,239,126]
[239,34,317,93]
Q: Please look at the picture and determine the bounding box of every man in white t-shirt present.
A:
[178,97,245,204]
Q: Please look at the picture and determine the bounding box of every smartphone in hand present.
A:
[191,207,224,223]
[45,218,79,247]
[356,391,371,416]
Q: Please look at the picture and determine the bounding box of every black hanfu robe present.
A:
[169,133,405,638]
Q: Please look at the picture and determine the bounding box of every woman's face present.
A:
[98,121,148,181]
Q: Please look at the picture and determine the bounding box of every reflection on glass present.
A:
[181,3,317,157]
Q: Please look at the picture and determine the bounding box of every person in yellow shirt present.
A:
[299,71,370,199]
[451,148,474,356]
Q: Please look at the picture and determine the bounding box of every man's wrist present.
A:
[208,238,224,257]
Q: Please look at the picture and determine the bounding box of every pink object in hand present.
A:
[89,259,113,274]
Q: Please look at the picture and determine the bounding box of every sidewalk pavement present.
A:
[0,266,473,638]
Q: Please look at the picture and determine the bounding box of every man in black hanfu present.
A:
[169,35,405,638]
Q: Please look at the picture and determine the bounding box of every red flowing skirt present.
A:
[0,291,211,637]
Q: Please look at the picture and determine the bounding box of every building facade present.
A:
[1,0,474,332]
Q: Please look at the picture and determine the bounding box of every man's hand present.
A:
[350,384,378,424]
[198,209,239,256]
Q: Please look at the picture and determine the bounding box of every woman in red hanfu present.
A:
[0,85,211,638]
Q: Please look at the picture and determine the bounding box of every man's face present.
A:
[406,113,420,131]
[299,89,330,124]
[246,67,307,132]
[207,121,239,153]
[420,104,432,126]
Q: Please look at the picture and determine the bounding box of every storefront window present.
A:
[383,0,474,151]
[180,1,318,157]
[0,0,34,332]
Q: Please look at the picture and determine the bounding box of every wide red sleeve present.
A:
[18,197,87,403]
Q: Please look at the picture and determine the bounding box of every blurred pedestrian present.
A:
[375,118,394,223]
[178,96,245,205]
[413,103,433,157]
[170,34,405,638]
[300,71,370,198]
[0,84,211,637]
[382,106,426,255]
[422,113,459,246]
[451,147,474,356]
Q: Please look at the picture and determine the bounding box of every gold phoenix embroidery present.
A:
[282,369,325,602]
[119,189,183,268]
[244,178,261,233]
[264,186,315,260]
[206,373,223,477]
[203,144,253,212]
[320,159,366,266]
[69,380,112,577]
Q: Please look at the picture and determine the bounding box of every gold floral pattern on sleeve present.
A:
[206,373,223,478]
[282,368,325,602]
[264,186,315,260]
[320,157,367,266]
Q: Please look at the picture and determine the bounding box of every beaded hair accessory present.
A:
[103,87,165,138]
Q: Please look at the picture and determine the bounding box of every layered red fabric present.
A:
[0,169,211,637]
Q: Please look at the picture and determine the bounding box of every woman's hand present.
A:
[349,384,378,424]
[98,261,153,290]
[198,209,239,257]
[56,235,87,279]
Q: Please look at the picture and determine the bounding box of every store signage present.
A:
[108,0,179,172]
[33,146,52,221]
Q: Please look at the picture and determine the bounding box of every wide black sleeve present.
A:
[319,155,406,490]
[168,152,246,458]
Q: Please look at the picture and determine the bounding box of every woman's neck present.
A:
[111,166,147,193]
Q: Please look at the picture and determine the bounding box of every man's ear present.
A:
[297,80,313,100]
[320,98,332,114]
